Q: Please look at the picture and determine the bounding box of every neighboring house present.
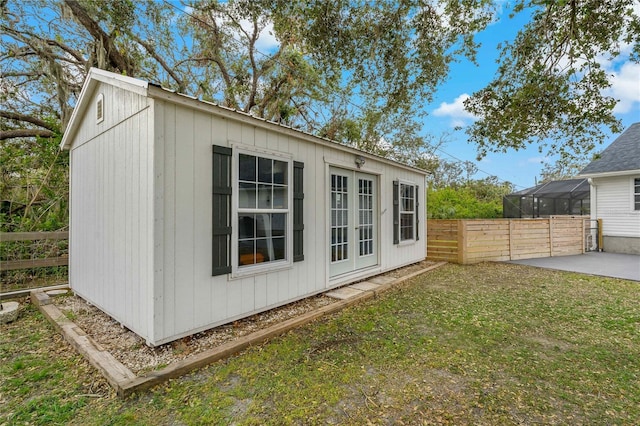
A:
[579,123,640,254]
[60,68,427,346]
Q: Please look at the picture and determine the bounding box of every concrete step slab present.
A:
[350,281,380,291]
[370,276,395,285]
[326,287,364,300]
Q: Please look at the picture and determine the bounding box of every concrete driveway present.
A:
[509,252,640,281]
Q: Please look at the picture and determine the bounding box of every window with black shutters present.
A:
[393,180,418,244]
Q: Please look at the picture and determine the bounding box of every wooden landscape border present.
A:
[32,262,447,398]
[427,217,587,264]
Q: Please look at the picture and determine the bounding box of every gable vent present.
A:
[96,93,104,123]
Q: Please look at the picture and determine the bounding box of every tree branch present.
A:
[131,35,185,91]
[63,0,134,75]
[0,110,58,132]
[0,129,55,140]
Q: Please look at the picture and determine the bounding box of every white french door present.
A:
[329,167,378,277]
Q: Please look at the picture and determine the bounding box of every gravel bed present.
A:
[52,260,437,374]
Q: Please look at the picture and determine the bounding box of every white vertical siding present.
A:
[68,82,153,340]
[593,176,640,237]
[151,98,426,345]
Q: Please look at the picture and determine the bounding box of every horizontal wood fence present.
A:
[0,231,69,271]
[427,217,587,264]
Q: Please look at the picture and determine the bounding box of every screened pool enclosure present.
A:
[503,178,590,218]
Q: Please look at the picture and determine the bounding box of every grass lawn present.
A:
[2,262,639,425]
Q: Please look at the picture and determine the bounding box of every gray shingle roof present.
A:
[579,123,640,175]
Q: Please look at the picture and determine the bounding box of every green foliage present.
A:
[465,0,640,160]
[427,177,513,219]
[0,133,68,232]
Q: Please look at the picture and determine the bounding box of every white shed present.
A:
[579,123,640,255]
[60,68,427,346]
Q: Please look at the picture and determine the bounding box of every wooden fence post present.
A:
[597,218,603,251]
[582,218,586,254]
[457,220,466,264]
[549,217,554,257]
[508,220,514,260]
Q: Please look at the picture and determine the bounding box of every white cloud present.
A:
[607,61,640,114]
[217,16,280,53]
[432,93,477,127]
[250,20,279,52]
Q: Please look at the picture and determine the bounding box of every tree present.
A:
[183,0,333,128]
[1,0,182,230]
[538,156,591,184]
[1,0,183,141]
[465,0,640,161]
[427,177,514,219]
[183,0,497,155]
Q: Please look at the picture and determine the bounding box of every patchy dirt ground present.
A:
[51,260,437,374]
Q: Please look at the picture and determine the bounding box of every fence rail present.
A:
[427,217,588,264]
[0,231,69,271]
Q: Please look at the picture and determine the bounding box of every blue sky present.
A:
[423,5,640,190]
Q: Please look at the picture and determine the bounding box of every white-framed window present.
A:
[96,93,104,123]
[399,182,416,241]
[634,177,640,211]
[234,150,291,272]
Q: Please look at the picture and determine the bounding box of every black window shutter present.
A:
[393,180,399,244]
[415,185,420,241]
[293,161,304,262]
[212,145,232,275]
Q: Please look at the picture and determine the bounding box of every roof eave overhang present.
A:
[579,169,640,179]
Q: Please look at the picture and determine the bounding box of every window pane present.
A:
[239,154,256,181]
[238,214,255,239]
[258,157,272,183]
[258,184,272,208]
[239,183,256,208]
[273,186,286,208]
[256,238,270,262]
[238,240,255,265]
[273,160,287,184]
[408,198,414,211]
[255,214,268,237]
[271,213,285,236]
[272,237,285,260]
